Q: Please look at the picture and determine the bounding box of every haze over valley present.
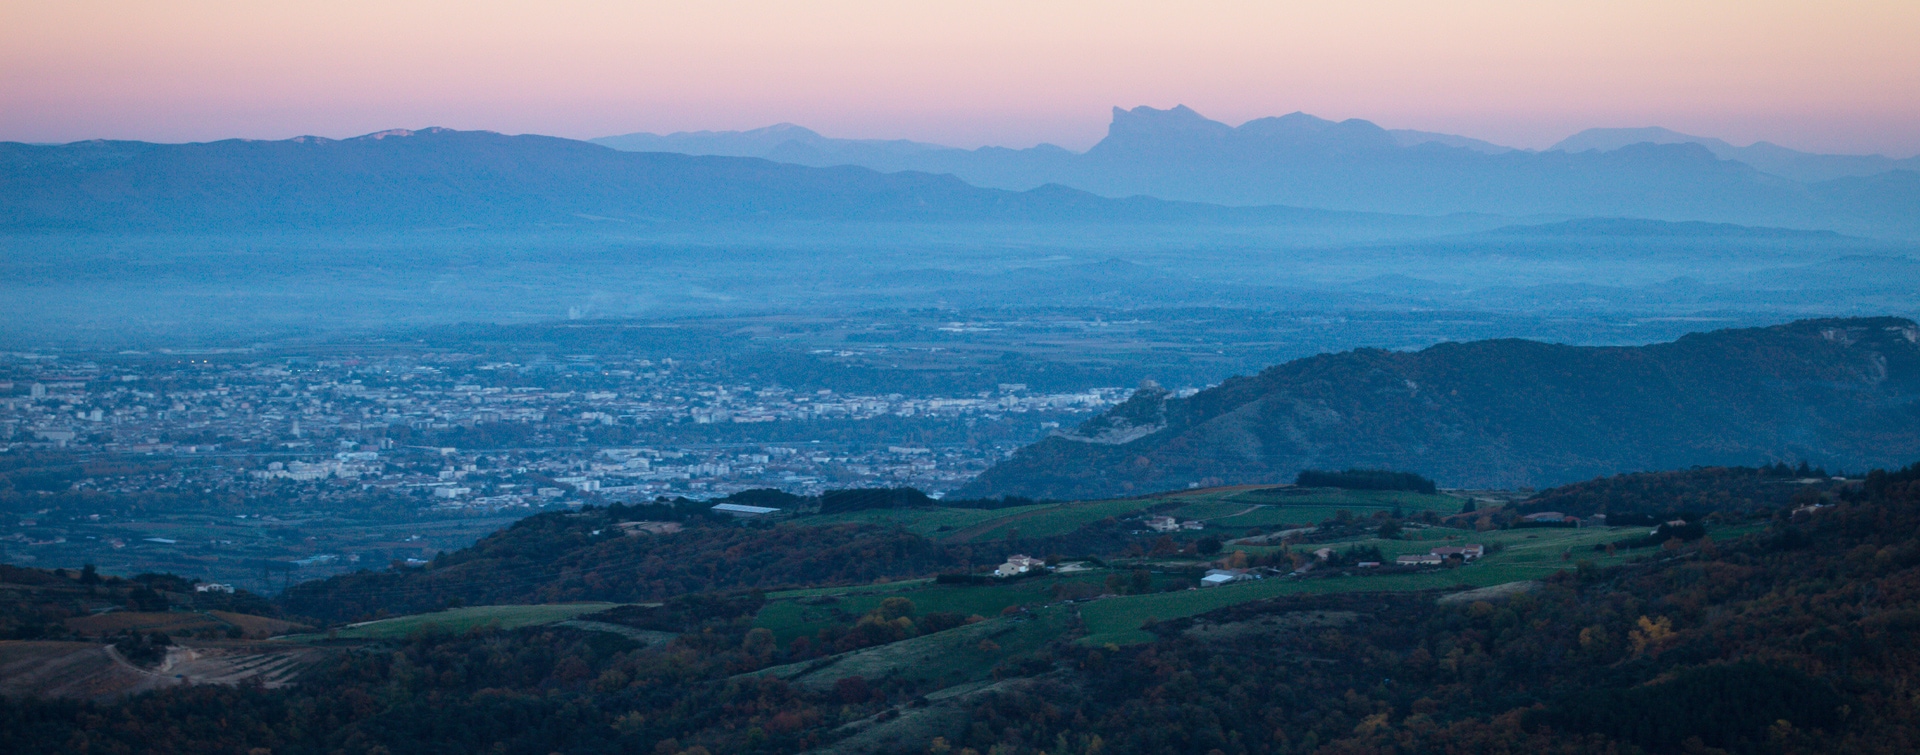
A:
[8,3,1920,753]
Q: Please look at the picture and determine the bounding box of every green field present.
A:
[755,573,1106,644]
[946,497,1172,542]
[1180,488,1468,531]
[799,486,1469,546]
[750,606,1077,691]
[799,504,1055,537]
[300,603,620,640]
[1076,523,1728,645]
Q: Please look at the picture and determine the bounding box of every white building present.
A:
[711,503,780,518]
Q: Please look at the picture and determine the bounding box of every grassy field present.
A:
[765,578,936,600]
[65,611,232,637]
[750,605,1077,691]
[798,504,1055,538]
[1180,488,1468,531]
[799,486,1469,546]
[1076,523,1735,646]
[755,573,1106,644]
[303,603,619,640]
[946,497,1172,542]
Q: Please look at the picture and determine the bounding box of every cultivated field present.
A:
[755,572,1105,644]
[799,484,1469,545]
[310,603,619,640]
[749,605,1075,692]
[1075,523,1741,645]
[63,610,310,640]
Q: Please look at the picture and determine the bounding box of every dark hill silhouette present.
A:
[954,317,1920,499]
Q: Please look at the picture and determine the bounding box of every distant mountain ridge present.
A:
[1551,126,1920,183]
[0,127,1377,231]
[953,317,1920,498]
[597,107,1920,236]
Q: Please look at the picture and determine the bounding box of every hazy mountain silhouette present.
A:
[954,317,1920,498]
[1552,126,1920,183]
[593,123,958,161]
[0,127,1399,231]
[598,107,1920,236]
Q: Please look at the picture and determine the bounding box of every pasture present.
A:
[798,484,1470,545]
[310,603,619,640]
[755,572,1106,644]
[1076,522,1728,645]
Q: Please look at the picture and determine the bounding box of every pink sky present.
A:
[4,1,1917,156]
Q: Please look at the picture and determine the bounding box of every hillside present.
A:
[957,317,1920,499]
[275,500,967,624]
[6,462,1920,752]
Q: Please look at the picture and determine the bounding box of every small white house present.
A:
[1200,568,1253,587]
[711,503,780,518]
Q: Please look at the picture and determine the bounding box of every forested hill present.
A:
[13,463,1920,751]
[956,316,1920,499]
[276,500,962,624]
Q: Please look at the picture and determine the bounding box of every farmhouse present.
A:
[995,554,1044,577]
[1430,544,1485,561]
[1396,554,1445,566]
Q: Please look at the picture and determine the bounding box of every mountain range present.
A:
[5,112,1917,236]
[1550,126,1920,183]
[954,316,1920,498]
[0,127,1369,232]
[599,106,1920,236]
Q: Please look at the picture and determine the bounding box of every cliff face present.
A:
[955,317,1920,500]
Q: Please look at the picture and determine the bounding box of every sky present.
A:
[3,1,1918,156]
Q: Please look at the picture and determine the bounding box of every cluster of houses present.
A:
[1389,543,1485,567]
[1144,515,1205,533]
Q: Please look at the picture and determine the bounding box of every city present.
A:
[0,345,1132,590]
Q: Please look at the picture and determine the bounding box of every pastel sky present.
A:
[4,0,1917,155]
